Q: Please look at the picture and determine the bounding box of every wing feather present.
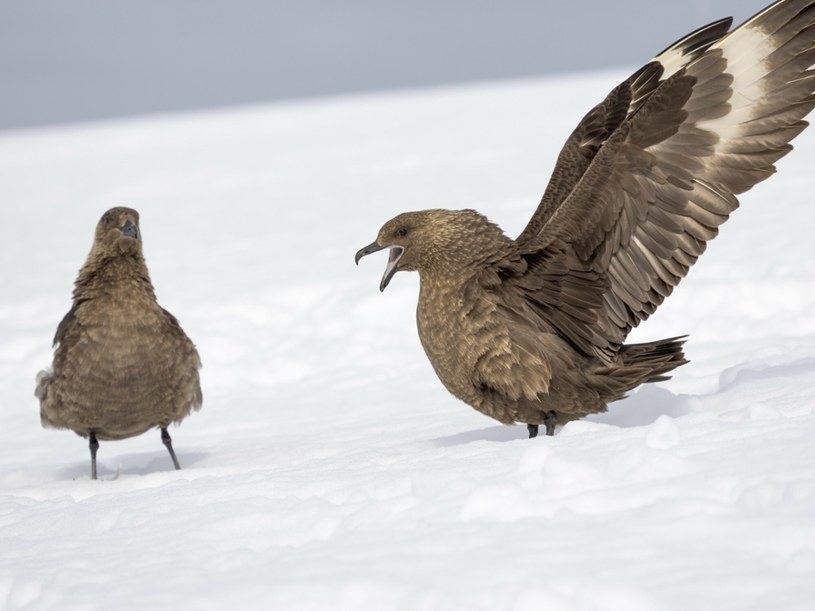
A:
[510,0,815,362]
[516,17,734,245]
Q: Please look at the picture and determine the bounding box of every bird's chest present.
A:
[75,288,168,365]
[416,280,493,397]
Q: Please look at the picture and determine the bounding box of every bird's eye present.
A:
[102,213,112,225]
[397,228,408,237]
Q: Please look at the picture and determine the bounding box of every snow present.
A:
[1,70,814,610]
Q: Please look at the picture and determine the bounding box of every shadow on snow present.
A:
[430,384,692,447]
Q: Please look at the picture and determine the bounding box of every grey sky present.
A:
[0,0,768,130]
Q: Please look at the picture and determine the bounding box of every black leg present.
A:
[89,432,99,480]
[161,427,182,470]
[527,424,538,438]
[544,411,557,436]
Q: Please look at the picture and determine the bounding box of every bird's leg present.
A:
[89,431,99,480]
[527,424,539,438]
[544,411,557,436]
[161,427,182,470]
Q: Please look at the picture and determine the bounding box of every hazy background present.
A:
[1,0,768,131]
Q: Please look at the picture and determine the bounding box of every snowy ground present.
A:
[1,70,814,610]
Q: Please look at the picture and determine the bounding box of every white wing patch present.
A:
[699,26,778,140]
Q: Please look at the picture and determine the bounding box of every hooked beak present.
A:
[121,218,139,239]
[355,241,404,292]
[355,241,384,265]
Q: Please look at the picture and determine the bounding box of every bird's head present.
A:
[93,207,142,255]
[355,209,507,291]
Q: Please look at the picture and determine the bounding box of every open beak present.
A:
[355,242,404,292]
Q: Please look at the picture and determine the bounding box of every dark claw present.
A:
[527,424,538,438]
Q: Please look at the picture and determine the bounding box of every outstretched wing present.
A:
[516,0,815,362]
[516,16,734,244]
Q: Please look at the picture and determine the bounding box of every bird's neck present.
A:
[73,253,156,303]
[418,265,473,297]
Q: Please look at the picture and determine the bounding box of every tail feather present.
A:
[620,335,689,383]
[595,336,688,402]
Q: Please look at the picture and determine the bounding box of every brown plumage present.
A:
[356,0,815,437]
[35,207,202,478]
